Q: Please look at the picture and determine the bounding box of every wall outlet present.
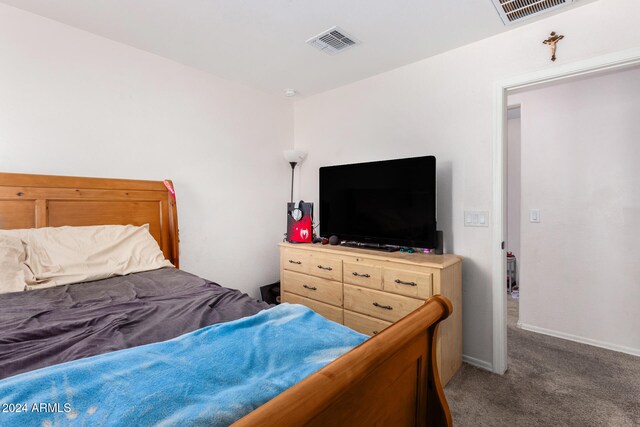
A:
[464,210,489,227]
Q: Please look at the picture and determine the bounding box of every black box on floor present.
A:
[260,282,280,305]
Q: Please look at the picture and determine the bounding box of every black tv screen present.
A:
[319,156,437,248]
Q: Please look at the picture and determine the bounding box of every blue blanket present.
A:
[0,304,367,426]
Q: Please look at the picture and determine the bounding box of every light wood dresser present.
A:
[279,242,462,386]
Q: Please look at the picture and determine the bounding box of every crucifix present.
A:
[543,31,564,62]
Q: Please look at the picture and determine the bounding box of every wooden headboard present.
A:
[0,173,179,267]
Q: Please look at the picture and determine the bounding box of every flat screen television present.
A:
[319,156,437,248]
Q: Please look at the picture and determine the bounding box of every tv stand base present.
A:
[340,241,400,252]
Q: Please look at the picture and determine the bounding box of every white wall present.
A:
[507,116,522,260]
[511,67,640,355]
[0,4,294,298]
[293,0,640,366]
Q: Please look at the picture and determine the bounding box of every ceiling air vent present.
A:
[491,0,575,25]
[306,26,360,55]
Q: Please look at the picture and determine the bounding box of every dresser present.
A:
[279,242,462,386]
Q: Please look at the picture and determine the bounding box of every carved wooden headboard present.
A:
[0,173,179,267]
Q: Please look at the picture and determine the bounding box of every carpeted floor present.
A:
[444,295,640,426]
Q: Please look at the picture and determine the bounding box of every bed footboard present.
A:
[234,295,453,427]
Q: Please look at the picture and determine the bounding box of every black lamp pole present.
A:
[289,162,297,203]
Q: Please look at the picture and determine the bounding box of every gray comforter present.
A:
[0,268,270,380]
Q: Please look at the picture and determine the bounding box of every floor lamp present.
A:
[283,150,307,202]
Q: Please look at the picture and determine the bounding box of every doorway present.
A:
[505,105,521,327]
[491,48,640,374]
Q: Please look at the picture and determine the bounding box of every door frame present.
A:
[491,47,640,374]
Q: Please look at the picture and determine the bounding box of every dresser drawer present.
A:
[344,310,392,337]
[282,292,344,324]
[283,248,311,274]
[383,268,433,299]
[344,284,424,323]
[343,262,382,289]
[309,254,342,281]
[282,270,343,307]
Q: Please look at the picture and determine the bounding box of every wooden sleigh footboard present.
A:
[234,295,453,427]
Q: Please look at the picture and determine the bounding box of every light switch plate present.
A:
[529,209,540,223]
[464,210,489,227]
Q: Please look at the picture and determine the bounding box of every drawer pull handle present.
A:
[303,284,317,291]
[317,265,333,271]
[372,330,379,335]
[373,302,393,310]
[352,272,370,278]
[395,279,417,287]
[288,260,302,265]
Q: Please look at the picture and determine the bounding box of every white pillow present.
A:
[0,234,35,294]
[0,224,173,290]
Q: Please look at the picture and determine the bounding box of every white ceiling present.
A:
[0,0,592,98]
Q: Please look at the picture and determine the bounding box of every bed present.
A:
[0,172,453,426]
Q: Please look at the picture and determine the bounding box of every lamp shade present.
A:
[283,150,307,164]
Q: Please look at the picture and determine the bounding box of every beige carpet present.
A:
[444,296,640,426]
